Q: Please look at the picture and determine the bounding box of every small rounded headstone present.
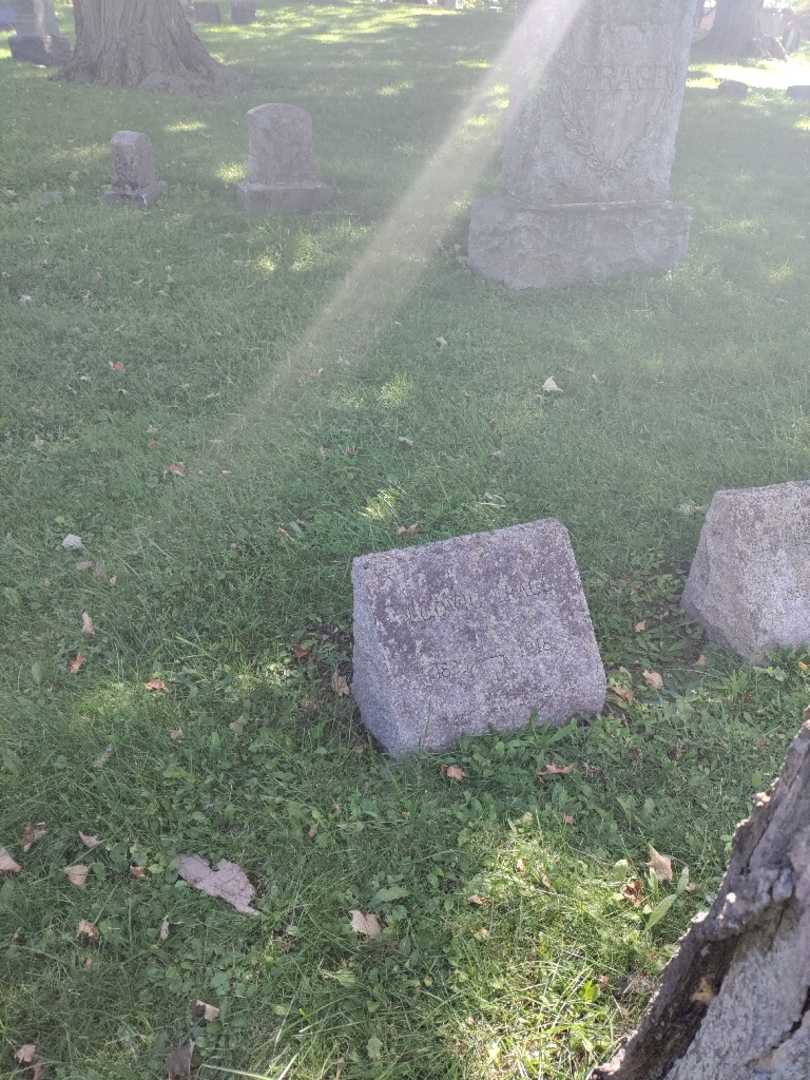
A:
[716,80,749,99]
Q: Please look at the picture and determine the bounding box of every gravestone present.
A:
[193,1,222,22]
[0,7,15,30]
[10,0,70,66]
[468,0,698,290]
[787,85,810,101]
[231,0,257,23]
[352,519,606,756]
[237,104,332,212]
[717,79,749,99]
[682,481,810,663]
[104,132,167,209]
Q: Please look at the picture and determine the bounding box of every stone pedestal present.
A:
[104,132,167,210]
[237,104,331,213]
[469,0,698,290]
[9,0,70,66]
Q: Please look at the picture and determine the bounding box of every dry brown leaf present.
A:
[192,1000,221,1023]
[307,824,318,841]
[75,559,94,572]
[609,682,635,704]
[93,745,113,769]
[442,764,466,782]
[144,678,167,692]
[473,927,490,941]
[109,360,126,372]
[64,864,89,888]
[83,956,93,969]
[77,919,99,941]
[622,879,645,907]
[648,846,673,883]
[467,894,490,907]
[81,610,95,638]
[331,671,351,697]
[350,910,381,938]
[68,655,87,674]
[78,832,101,849]
[690,976,717,1005]
[396,524,420,537]
[634,620,648,633]
[562,813,575,826]
[292,642,311,661]
[538,763,575,777]
[168,728,184,742]
[15,1044,37,1065]
[147,437,160,449]
[130,865,146,880]
[164,462,188,478]
[515,858,526,874]
[159,915,170,942]
[21,822,47,852]
[0,848,22,874]
[176,854,259,916]
[643,670,664,691]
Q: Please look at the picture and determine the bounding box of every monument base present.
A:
[10,33,71,66]
[468,195,692,290]
[104,181,167,209]
[238,181,332,213]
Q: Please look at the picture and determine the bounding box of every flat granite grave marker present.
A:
[104,132,167,209]
[10,0,70,66]
[238,104,332,212]
[468,0,698,289]
[352,519,606,756]
[682,481,810,663]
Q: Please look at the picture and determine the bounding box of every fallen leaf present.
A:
[61,533,83,550]
[144,678,167,692]
[79,832,101,849]
[473,927,490,941]
[397,524,420,537]
[81,610,95,638]
[538,762,575,776]
[21,822,47,852]
[609,682,635,704]
[798,660,808,672]
[83,956,93,969]
[442,764,466,782]
[292,642,311,661]
[648,846,673,883]
[75,560,94,571]
[643,670,664,691]
[562,813,575,825]
[515,858,526,874]
[164,463,187,478]
[621,879,645,907]
[130,865,146,879]
[168,728,184,742]
[350,910,382,938]
[176,854,259,916]
[277,526,291,541]
[166,1042,194,1079]
[15,1044,38,1065]
[695,654,708,668]
[331,671,351,697]
[77,918,99,941]
[397,436,414,449]
[109,360,126,372]
[435,335,448,349]
[467,894,490,907]
[65,864,89,888]
[192,1000,220,1023]
[159,915,170,941]
[598,974,610,989]
[307,824,318,841]
[542,376,563,393]
[68,655,87,674]
[147,437,160,449]
[690,976,716,1005]
[634,620,647,633]
[93,745,113,769]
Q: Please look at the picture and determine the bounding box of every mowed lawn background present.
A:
[1,4,810,1078]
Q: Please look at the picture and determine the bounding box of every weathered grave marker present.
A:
[192,1,222,23]
[104,132,167,209]
[352,519,606,756]
[468,0,698,289]
[682,481,810,662]
[231,0,257,24]
[9,0,70,66]
[237,104,332,212]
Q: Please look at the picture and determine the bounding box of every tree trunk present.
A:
[592,715,810,1080]
[61,0,223,91]
[703,0,765,56]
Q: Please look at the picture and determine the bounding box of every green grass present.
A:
[2,5,810,1077]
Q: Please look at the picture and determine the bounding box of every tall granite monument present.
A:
[10,0,70,66]
[352,520,606,756]
[468,0,698,289]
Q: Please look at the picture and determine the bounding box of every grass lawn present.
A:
[2,5,810,1077]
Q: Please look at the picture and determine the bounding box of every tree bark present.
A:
[703,0,765,56]
[61,0,223,91]
[592,715,810,1080]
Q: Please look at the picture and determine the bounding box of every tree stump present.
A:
[592,714,810,1080]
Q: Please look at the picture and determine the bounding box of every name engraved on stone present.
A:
[351,519,607,756]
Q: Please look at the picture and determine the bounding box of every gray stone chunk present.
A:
[352,519,606,756]
[468,0,697,290]
[468,195,691,290]
[237,104,332,213]
[104,131,167,209]
[682,481,810,663]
